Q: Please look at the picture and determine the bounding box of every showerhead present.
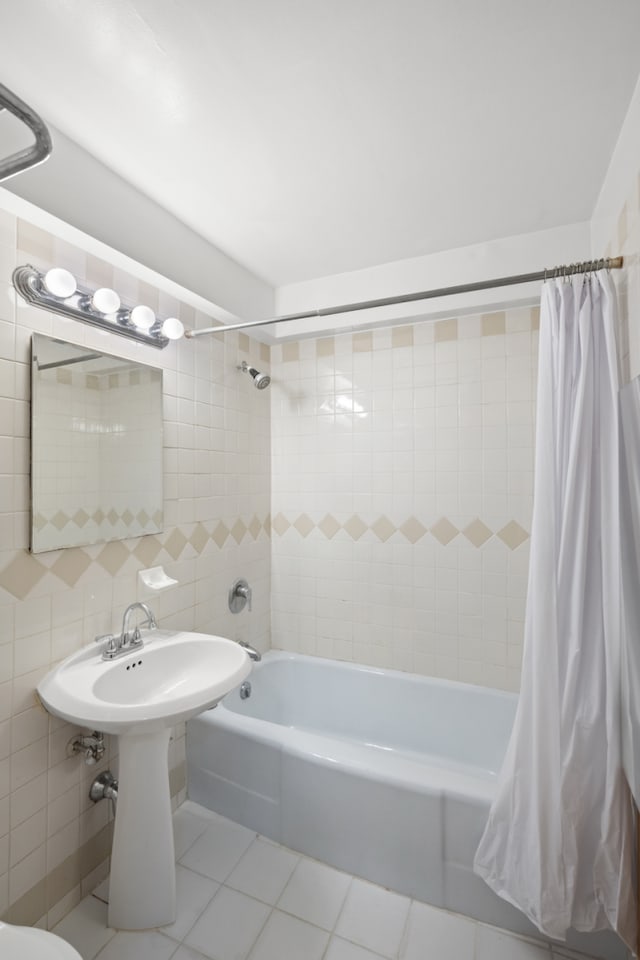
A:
[239,360,271,390]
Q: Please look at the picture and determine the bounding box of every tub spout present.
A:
[238,640,261,662]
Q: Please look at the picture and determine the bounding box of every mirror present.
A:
[31,334,163,553]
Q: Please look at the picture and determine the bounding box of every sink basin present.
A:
[38,629,251,735]
[37,628,252,931]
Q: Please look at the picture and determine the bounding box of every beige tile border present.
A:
[272,512,530,550]
[0,515,271,600]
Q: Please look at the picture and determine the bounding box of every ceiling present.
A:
[1,0,639,287]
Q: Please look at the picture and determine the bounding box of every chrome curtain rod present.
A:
[185,256,624,339]
[0,82,52,182]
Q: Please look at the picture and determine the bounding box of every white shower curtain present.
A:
[474,272,636,948]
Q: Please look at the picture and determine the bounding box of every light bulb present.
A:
[131,304,155,330]
[43,268,77,298]
[91,287,121,314]
[162,316,184,340]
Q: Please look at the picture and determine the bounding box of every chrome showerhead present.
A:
[239,360,271,390]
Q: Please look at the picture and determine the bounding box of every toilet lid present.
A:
[0,922,82,959]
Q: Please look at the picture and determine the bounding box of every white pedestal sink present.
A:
[38,630,251,930]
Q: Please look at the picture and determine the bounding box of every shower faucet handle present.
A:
[229,578,252,613]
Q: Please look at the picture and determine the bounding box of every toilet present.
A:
[0,921,82,959]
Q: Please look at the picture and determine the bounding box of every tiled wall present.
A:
[604,168,640,384]
[0,207,271,927]
[270,308,538,692]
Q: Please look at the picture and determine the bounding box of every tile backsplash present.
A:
[0,206,271,927]
[269,309,538,692]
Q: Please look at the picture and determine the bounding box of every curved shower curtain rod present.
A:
[0,82,52,182]
[185,256,624,339]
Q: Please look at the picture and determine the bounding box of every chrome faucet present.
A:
[121,601,157,644]
[95,602,157,661]
[238,640,261,662]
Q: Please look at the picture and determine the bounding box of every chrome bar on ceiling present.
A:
[184,256,624,339]
[0,82,52,182]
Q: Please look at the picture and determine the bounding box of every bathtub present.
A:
[187,651,624,958]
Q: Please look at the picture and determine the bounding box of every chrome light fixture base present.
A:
[13,264,174,349]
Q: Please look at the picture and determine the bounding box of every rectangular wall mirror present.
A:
[31,333,163,553]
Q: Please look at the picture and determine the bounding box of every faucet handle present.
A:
[95,634,118,657]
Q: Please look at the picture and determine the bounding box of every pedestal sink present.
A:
[38,630,251,930]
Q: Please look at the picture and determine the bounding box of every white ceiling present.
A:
[1,0,639,287]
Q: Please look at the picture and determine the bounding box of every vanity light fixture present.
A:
[12,264,185,348]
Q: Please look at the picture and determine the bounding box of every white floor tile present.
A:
[171,947,211,960]
[162,865,220,941]
[173,806,213,860]
[53,896,115,960]
[94,929,178,960]
[400,902,475,960]
[325,936,388,960]
[179,817,256,882]
[184,886,271,960]
[476,924,551,960]
[277,857,352,931]
[247,909,329,960]
[226,837,299,905]
[335,878,410,959]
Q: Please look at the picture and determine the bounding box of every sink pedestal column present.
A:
[108,729,176,930]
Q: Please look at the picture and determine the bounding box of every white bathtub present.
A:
[187,651,624,959]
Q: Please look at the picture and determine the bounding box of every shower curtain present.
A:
[474,272,636,948]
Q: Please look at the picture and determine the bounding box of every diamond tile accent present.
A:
[211,521,229,548]
[371,516,395,542]
[343,515,368,541]
[248,516,261,539]
[96,540,131,576]
[131,537,161,568]
[189,523,209,554]
[152,510,163,527]
[52,510,68,531]
[272,513,291,536]
[462,519,493,547]
[230,519,247,544]
[93,509,105,525]
[263,513,271,536]
[122,509,134,526]
[497,520,529,550]
[33,512,47,531]
[430,517,459,545]
[73,509,90,528]
[50,549,92,588]
[293,514,315,538]
[0,552,47,600]
[136,509,150,527]
[400,517,427,544]
[318,514,341,539]
[106,509,118,525]
[164,528,188,560]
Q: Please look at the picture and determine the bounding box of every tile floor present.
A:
[51,801,596,960]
